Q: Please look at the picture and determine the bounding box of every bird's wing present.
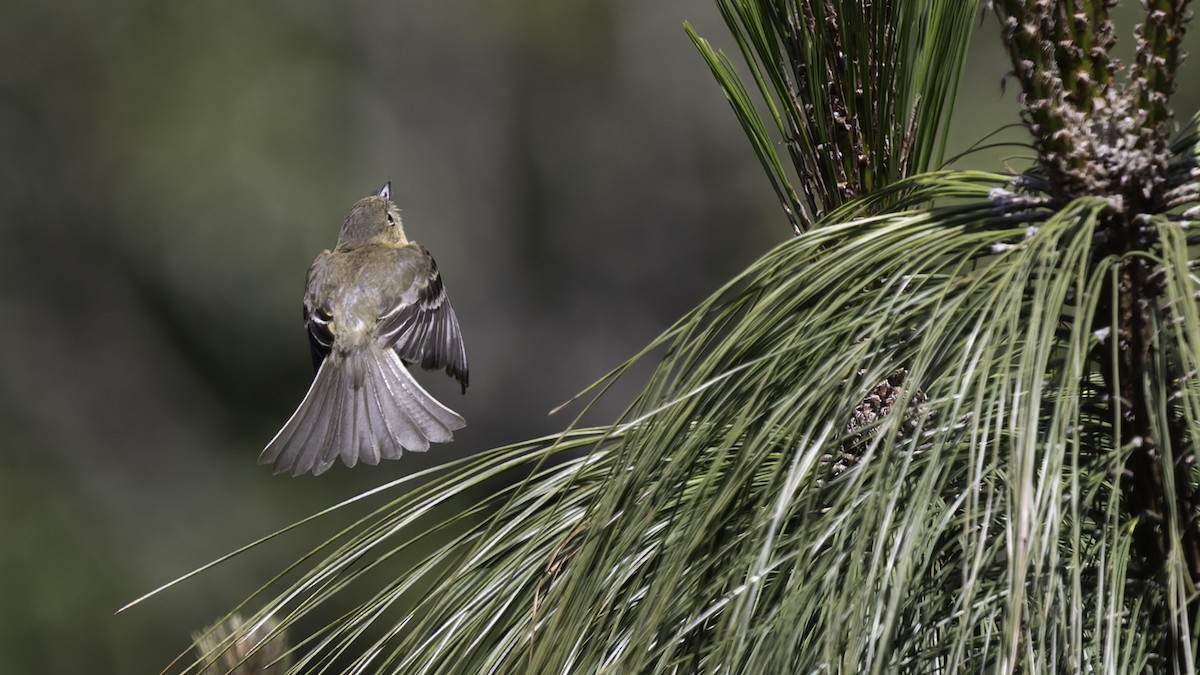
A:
[377,244,469,392]
[303,251,335,372]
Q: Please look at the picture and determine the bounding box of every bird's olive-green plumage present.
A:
[260,183,469,477]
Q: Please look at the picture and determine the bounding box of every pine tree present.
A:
[152,1,1200,671]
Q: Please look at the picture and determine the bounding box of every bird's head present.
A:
[335,182,408,250]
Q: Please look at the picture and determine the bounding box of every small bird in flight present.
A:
[260,183,468,476]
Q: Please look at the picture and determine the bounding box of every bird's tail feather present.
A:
[260,343,465,476]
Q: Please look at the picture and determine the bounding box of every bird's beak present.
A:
[379,182,391,200]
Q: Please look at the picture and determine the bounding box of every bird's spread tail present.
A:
[259,343,465,476]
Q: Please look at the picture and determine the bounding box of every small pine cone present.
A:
[838,369,929,470]
[194,614,290,675]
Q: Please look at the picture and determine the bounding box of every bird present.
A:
[259,182,468,476]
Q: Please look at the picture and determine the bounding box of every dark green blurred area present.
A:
[1,2,1196,672]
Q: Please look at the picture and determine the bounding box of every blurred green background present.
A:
[1,2,1196,672]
